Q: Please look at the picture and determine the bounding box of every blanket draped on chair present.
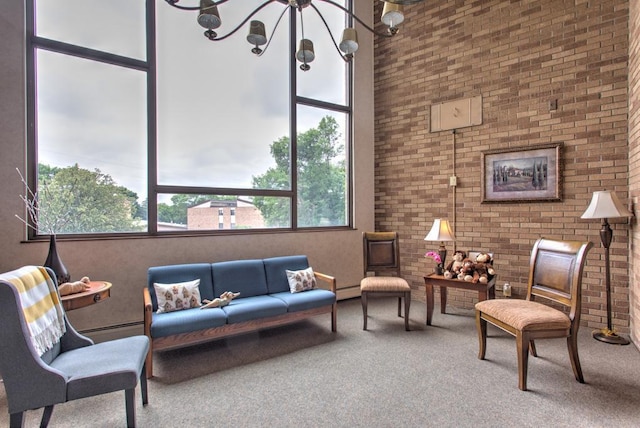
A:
[0,266,66,356]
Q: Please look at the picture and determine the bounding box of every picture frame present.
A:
[481,143,562,203]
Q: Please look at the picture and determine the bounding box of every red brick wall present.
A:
[628,0,640,345]
[374,0,631,333]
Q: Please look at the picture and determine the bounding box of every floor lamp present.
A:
[580,190,632,345]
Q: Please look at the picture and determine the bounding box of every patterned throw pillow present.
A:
[285,267,317,293]
[154,279,202,313]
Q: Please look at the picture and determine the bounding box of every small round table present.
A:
[60,281,112,311]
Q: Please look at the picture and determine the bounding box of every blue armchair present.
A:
[0,266,149,427]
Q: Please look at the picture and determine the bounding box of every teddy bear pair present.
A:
[444,251,495,283]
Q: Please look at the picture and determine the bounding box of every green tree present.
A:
[34,164,144,234]
[252,116,346,227]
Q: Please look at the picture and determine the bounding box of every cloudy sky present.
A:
[34,0,349,202]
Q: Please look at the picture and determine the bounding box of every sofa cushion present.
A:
[222,295,287,324]
[286,267,317,293]
[150,307,227,338]
[270,289,336,312]
[148,264,214,311]
[263,255,310,294]
[154,279,202,313]
[212,259,268,298]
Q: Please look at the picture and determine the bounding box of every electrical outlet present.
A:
[549,99,558,110]
[449,176,457,186]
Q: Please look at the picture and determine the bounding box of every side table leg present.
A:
[425,282,434,325]
[440,286,447,314]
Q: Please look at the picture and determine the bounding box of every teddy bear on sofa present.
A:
[444,250,466,279]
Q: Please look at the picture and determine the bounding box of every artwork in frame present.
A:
[481,143,562,203]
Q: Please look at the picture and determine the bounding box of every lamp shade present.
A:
[424,219,455,242]
[197,0,221,30]
[339,28,359,55]
[247,20,267,46]
[381,3,405,27]
[580,190,632,220]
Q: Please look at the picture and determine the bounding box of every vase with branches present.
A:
[15,168,71,284]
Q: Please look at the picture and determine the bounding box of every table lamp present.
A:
[580,190,632,345]
[424,219,456,268]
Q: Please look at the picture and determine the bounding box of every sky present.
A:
[34,0,350,202]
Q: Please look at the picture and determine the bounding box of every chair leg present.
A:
[403,292,411,331]
[397,297,402,317]
[567,334,585,383]
[145,344,154,379]
[9,412,24,428]
[40,405,54,427]
[125,388,136,428]
[475,311,487,360]
[140,364,149,406]
[529,340,537,357]
[516,331,530,391]
[361,291,368,330]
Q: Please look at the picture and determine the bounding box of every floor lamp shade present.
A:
[580,190,632,345]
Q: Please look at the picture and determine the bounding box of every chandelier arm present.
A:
[164,0,232,11]
[255,5,289,57]
[166,0,280,42]
[316,0,395,38]
[309,3,350,62]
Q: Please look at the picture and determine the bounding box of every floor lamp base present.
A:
[592,329,630,345]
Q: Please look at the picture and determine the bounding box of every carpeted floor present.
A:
[2,297,640,427]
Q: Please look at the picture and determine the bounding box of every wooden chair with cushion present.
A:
[360,232,411,331]
[475,237,593,391]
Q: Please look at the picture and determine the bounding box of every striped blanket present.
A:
[1,266,66,356]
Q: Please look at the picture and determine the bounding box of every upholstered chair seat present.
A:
[361,276,411,293]
[475,299,571,331]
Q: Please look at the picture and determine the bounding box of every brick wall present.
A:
[374,0,632,333]
[628,0,639,345]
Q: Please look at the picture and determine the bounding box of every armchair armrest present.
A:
[314,271,336,294]
[143,287,153,336]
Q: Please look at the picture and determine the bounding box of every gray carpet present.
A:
[2,298,640,427]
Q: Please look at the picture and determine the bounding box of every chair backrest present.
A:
[363,232,402,277]
[526,238,593,324]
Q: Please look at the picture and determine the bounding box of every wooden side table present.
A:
[61,281,112,311]
[423,274,496,325]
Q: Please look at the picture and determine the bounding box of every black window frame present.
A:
[25,0,354,240]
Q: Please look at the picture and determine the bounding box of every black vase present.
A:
[44,234,71,285]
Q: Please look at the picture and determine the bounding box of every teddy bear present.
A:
[474,252,496,284]
[457,258,479,282]
[444,250,466,279]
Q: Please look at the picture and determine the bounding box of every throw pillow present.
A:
[286,267,317,293]
[154,279,202,313]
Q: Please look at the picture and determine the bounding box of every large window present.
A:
[27,0,352,237]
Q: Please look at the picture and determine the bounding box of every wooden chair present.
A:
[360,232,411,331]
[475,238,593,391]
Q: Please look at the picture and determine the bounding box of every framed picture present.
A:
[481,143,562,203]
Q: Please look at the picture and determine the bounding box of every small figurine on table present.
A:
[59,276,91,296]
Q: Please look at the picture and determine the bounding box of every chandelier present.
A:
[164,0,424,71]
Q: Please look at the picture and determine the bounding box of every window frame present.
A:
[25,0,354,240]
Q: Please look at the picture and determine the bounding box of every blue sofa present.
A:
[143,255,337,378]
